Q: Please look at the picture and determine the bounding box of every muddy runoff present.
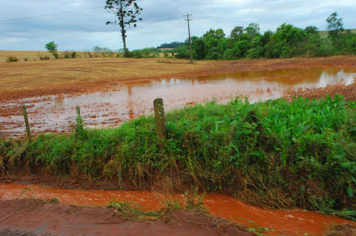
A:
[1,68,355,138]
[1,184,355,236]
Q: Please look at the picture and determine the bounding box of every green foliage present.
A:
[175,46,191,59]
[109,201,161,220]
[175,15,354,60]
[157,41,185,49]
[1,96,356,217]
[6,56,19,62]
[62,51,77,59]
[130,47,160,58]
[192,37,208,60]
[93,46,117,57]
[45,41,59,59]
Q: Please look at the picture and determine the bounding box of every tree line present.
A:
[175,12,356,60]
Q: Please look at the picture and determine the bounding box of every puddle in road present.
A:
[0,68,355,137]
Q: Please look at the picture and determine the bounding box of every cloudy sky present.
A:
[1,0,355,51]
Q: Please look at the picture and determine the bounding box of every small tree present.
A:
[105,0,143,57]
[45,41,59,59]
[326,12,345,47]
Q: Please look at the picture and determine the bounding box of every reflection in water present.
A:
[0,184,355,236]
[1,68,355,137]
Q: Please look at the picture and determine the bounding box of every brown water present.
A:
[0,184,355,236]
[0,68,355,137]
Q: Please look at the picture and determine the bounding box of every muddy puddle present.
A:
[0,184,355,236]
[1,68,355,137]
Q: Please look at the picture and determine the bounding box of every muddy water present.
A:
[1,68,355,137]
[0,184,355,236]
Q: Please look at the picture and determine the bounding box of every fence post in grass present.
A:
[22,105,32,142]
[154,98,168,150]
[75,105,83,133]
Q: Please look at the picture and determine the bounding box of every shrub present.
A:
[6,56,19,62]
[39,55,50,60]
[62,51,77,59]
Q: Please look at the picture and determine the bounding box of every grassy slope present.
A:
[1,96,355,219]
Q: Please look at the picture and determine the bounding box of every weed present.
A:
[108,201,161,220]
[50,198,59,203]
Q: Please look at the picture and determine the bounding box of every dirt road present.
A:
[0,199,253,236]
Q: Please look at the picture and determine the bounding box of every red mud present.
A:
[0,199,253,236]
[1,184,355,236]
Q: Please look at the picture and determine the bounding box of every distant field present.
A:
[0,50,54,62]
[0,50,120,62]
[319,29,356,38]
[1,55,356,101]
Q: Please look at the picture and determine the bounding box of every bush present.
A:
[39,55,50,60]
[129,48,160,58]
[62,51,77,59]
[6,56,19,62]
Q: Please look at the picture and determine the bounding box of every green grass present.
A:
[1,95,356,219]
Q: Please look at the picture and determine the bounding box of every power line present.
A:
[0,7,103,22]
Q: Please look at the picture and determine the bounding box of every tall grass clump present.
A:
[1,95,355,218]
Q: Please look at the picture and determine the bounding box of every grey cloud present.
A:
[1,0,355,51]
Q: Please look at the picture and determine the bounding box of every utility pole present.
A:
[183,13,193,64]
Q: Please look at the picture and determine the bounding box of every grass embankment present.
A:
[1,96,355,219]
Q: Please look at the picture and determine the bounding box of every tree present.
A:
[326,12,346,47]
[230,26,244,42]
[192,37,207,60]
[305,26,318,35]
[245,23,260,36]
[326,12,344,32]
[202,29,226,60]
[45,41,59,59]
[105,0,143,57]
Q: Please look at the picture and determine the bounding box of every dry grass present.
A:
[1,54,356,100]
[0,50,54,62]
[0,57,217,100]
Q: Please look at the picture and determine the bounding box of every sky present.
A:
[1,0,355,51]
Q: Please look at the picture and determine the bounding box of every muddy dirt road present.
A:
[1,184,356,236]
[0,199,253,236]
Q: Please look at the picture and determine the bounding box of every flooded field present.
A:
[1,68,355,138]
[0,184,355,236]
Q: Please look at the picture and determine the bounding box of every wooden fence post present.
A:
[154,98,168,150]
[76,106,81,118]
[22,105,32,142]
